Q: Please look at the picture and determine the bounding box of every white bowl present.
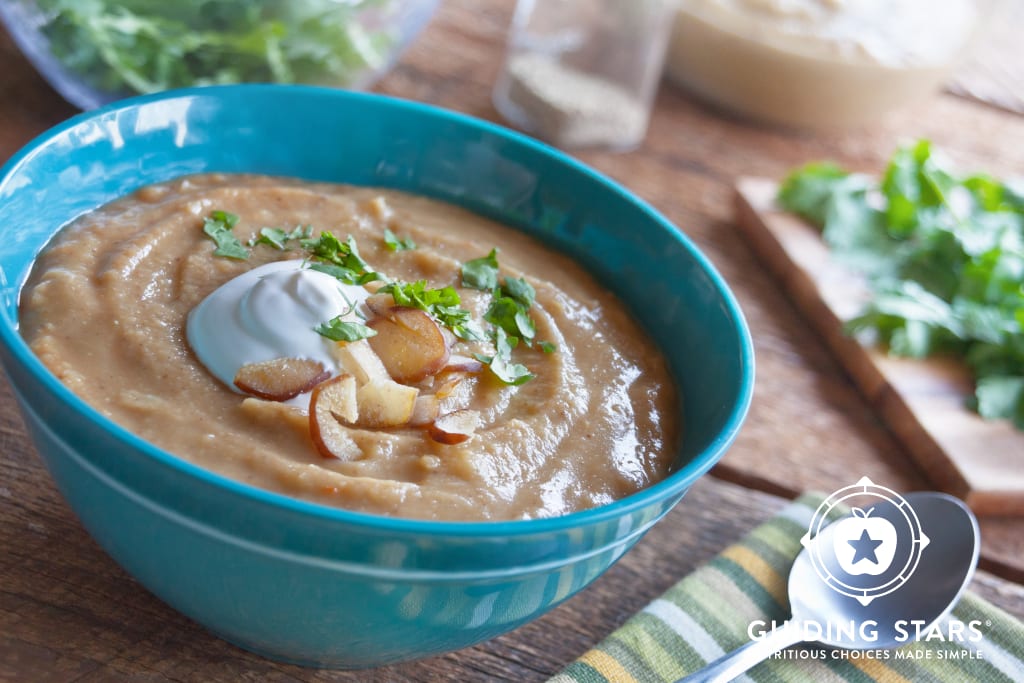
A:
[665,0,987,128]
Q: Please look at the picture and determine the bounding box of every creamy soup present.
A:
[20,174,677,521]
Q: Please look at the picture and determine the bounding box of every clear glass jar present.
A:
[0,0,440,110]
[493,0,677,151]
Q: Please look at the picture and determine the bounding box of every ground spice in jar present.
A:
[501,52,648,149]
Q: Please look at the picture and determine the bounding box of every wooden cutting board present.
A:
[735,177,1024,516]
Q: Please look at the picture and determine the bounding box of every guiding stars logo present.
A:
[801,476,930,606]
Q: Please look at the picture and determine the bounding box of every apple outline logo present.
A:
[800,476,930,606]
[832,506,898,576]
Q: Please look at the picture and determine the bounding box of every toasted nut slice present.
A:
[239,397,310,438]
[409,393,441,427]
[333,339,390,385]
[440,326,456,349]
[444,354,484,374]
[234,358,330,401]
[356,379,419,428]
[366,196,394,221]
[310,374,361,460]
[434,373,465,399]
[314,373,358,424]
[428,409,481,445]
[365,292,396,317]
[368,307,450,383]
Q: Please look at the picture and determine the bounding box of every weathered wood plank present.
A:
[734,177,1024,516]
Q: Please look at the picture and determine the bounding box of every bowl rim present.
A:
[0,84,754,537]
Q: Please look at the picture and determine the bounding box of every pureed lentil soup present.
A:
[20,174,678,521]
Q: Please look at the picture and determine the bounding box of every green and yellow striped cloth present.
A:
[550,494,1024,683]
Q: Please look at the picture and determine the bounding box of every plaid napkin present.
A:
[550,494,1024,683]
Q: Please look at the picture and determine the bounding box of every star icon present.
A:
[848,529,884,564]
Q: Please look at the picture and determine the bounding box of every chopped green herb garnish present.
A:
[383,228,416,251]
[474,328,535,386]
[384,280,459,310]
[203,214,548,384]
[484,295,536,343]
[314,315,377,342]
[462,249,500,290]
[301,232,380,285]
[538,340,558,354]
[306,262,381,286]
[462,249,551,383]
[249,225,312,250]
[202,210,249,260]
[778,139,1024,429]
[502,276,536,307]
[379,280,486,341]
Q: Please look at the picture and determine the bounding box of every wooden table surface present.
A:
[2,1,1023,681]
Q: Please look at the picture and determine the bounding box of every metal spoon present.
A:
[678,491,980,683]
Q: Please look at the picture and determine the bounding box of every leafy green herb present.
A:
[538,341,558,354]
[484,296,536,343]
[461,249,552,382]
[314,315,377,342]
[36,0,395,99]
[302,232,380,285]
[379,280,485,341]
[474,328,534,386]
[502,277,536,307]
[384,279,459,310]
[383,228,416,252]
[249,225,312,250]
[484,275,539,343]
[461,249,500,290]
[202,210,249,260]
[778,140,1024,429]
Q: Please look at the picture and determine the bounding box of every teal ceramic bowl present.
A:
[0,85,753,668]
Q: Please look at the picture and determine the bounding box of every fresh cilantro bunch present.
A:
[778,140,1024,428]
[35,0,394,98]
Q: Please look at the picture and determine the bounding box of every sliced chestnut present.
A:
[234,357,329,401]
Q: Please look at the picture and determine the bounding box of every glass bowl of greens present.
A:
[0,0,439,110]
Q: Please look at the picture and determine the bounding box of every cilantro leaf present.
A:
[462,249,500,290]
[379,280,485,341]
[314,316,377,342]
[484,296,536,343]
[302,231,379,285]
[778,163,859,226]
[538,341,557,353]
[463,248,542,348]
[475,328,534,386]
[250,225,312,250]
[202,210,249,260]
[383,280,457,309]
[383,228,416,251]
[779,140,1024,428]
[502,276,536,307]
[975,376,1024,427]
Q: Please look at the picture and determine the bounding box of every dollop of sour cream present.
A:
[187,261,370,393]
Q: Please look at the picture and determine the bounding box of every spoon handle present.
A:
[675,623,805,683]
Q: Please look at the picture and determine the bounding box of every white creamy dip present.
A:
[186,261,370,393]
[705,0,977,67]
[666,0,982,127]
